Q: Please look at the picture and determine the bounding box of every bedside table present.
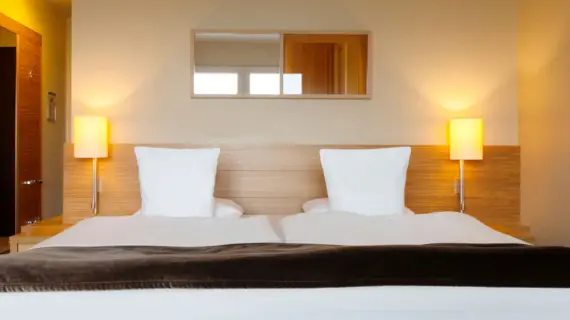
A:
[10,216,71,253]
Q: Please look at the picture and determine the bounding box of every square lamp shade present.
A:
[74,116,108,158]
[449,118,483,160]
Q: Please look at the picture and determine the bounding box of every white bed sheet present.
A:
[34,214,282,249]
[2,286,570,320]
[34,211,525,249]
[280,211,528,245]
[2,213,568,319]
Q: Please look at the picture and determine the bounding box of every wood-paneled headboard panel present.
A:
[63,144,520,229]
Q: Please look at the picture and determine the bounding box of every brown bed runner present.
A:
[1,243,570,292]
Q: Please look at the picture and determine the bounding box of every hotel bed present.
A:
[2,144,567,319]
[2,212,570,320]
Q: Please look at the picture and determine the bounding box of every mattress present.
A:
[2,214,569,319]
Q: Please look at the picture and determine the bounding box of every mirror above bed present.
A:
[191,31,371,99]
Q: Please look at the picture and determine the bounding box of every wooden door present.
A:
[0,14,43,232]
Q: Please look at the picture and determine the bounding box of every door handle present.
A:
[24,217,41,225]
[22,179,43,185]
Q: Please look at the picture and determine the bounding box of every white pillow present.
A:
[135,147,220,218]
[302,198,415,215]
[132,198,243,218]
[214,198,244,218]
[301,198,329,213]
[320,147,411,216]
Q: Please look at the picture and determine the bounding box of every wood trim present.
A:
[190,94,372,100]
[279,31,284,95]
[189,29,196,99]
[63,144,520,232]
[0,237,8,254]
[16,244,35,252]
[192,29,371,36]
[21,216,67,234]
[0,13,41,44]
[9,240,17,254]
[365,31,373,96]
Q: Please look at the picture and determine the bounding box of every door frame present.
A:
[0,13,43,233]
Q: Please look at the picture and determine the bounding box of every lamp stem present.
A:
[459,159,465,213]
[92,158,98,215]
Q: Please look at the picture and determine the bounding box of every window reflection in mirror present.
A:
[192,31,369,98]
[193,32,281,95]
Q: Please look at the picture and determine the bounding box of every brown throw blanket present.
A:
[1,243,570,292]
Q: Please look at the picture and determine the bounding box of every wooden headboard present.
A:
[63,144,520,229]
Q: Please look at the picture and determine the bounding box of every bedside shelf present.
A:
[10,216,71,253]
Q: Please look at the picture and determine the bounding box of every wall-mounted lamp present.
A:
[449,118,483,213]
[73,116,108,215]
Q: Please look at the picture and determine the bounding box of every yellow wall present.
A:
[518,0,570,245]
[72,0,518,146]
[0,0,69,219]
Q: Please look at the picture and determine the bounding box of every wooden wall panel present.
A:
[63,144,520,230]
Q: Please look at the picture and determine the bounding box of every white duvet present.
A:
[35,214,282,249]
[3,212,569,320]
[279,211,527,245]
[35,211,524,249]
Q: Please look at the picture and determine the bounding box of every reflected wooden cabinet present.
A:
[283,34,368,95]
[192,31,370,99]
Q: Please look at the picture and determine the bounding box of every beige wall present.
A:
[72,0,518,145]
[195,40,280,68]
[0,0,69,219]
[518,0,570,245]
[0,26,16,46]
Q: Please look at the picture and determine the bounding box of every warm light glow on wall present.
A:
[518,0,570,76]
[398,53,514,113]
[449,118,483,160]
[73,116,108,158]
[440,95,477,111]
[77,70,141,109]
